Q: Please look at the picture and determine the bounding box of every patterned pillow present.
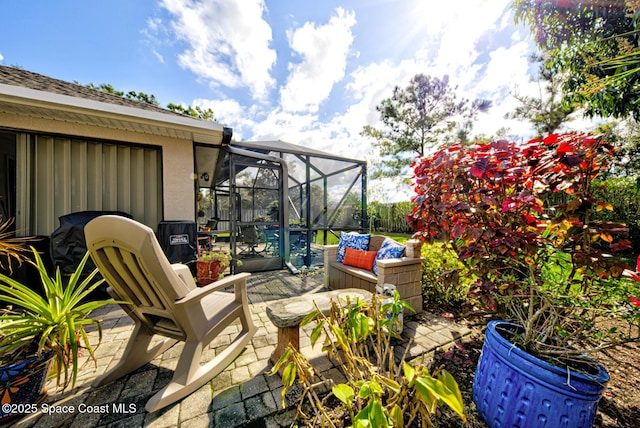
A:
[372,238,406,275]
[336,232,371,263]
[343,247,378,271]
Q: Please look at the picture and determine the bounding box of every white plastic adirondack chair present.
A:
[84,215,256,412]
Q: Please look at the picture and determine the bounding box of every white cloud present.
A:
[412,0,512,72]
[193,97,261,141]
[252,109,318,141]
[220,58,418,162]
[474,44,534,97]
[147,16,162,33]
[470,40,537,137]
[0,52,4,62]
[160,0,276,100]
[152,49,165,63]
[279,8,356,113]
[142,17,169,64]
[185,1,550,201]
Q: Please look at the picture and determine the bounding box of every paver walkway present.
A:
[9,269,472,428]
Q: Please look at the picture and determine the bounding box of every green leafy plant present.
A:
[0,249,115,389]
[420,242,473,308]
[197,249,235,267]
[269,294,466,427]
[591,176,640,254]
[408,132,640,366]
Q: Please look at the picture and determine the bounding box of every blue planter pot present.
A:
[473,321,609,428]
[0,352,52,422]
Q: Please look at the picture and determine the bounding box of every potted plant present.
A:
[408,133,640,427]
[0,222,114,421]
[195,249,237,285]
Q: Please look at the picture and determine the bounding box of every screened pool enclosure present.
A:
[194,140,367,273]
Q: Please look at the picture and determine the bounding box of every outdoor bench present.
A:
[323,235,424,313]
[266,288,372,364]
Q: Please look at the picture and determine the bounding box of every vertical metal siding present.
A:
[20,135,162,235]
[35,136,55,233]
[86,142,102,211]
[15,134,30,233]
[71,139,88,213]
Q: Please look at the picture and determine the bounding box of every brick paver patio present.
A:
[10,269,471,428]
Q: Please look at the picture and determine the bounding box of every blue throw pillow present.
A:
[373,238,406,275]
[337,232,371,263]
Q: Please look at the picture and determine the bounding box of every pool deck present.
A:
[9,268,472,428]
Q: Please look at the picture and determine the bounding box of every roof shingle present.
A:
[0,64,185,117]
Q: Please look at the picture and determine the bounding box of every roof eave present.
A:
[0,83,228,144]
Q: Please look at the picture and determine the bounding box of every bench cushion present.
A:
[373,238,406,275]
[336,232,370,262]
[329,260,377,283]
[343,247,378,270]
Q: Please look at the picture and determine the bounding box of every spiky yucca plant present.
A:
[0,249,114,389]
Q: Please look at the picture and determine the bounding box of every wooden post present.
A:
[271,326,300,365]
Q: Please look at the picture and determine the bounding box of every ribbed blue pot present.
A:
[0,352,52,421]
[473,321,609,428]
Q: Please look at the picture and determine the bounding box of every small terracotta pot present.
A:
[196,259,222,285]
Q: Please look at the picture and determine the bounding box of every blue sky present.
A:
[0,0,594,200]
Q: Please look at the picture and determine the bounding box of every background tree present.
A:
[236,166,280,216]
[85,83,160,106]
[166,103,216,121]
[87,83,215,121]
[513,0,640,119]
[361,74,490,179]
[84,83,124,97]
[506,57,575,136]
[472,127,518,144]
[330,190,363,228]
[593,119,640,177]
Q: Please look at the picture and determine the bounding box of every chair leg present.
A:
[91,322,177,387]
[144,313,257,412]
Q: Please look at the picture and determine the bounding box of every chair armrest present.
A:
[175,272,251,305]
[323,244,339,259]
[376,257,423,268]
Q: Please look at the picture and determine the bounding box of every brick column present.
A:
[377,259,424,314]
[404,239,423,258]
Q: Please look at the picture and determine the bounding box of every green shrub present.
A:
[368,201,413,233]
[592,177,640,255]
[420,243,473,308]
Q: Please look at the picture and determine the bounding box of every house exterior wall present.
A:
[0,111,198,224]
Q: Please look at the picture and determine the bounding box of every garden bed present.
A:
[285,302,639,427]
[287,320,638,427]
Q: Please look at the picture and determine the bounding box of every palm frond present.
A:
[0,217,36,273]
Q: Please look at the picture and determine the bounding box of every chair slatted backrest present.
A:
[97,246,163,308]
[85,216,196,340]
